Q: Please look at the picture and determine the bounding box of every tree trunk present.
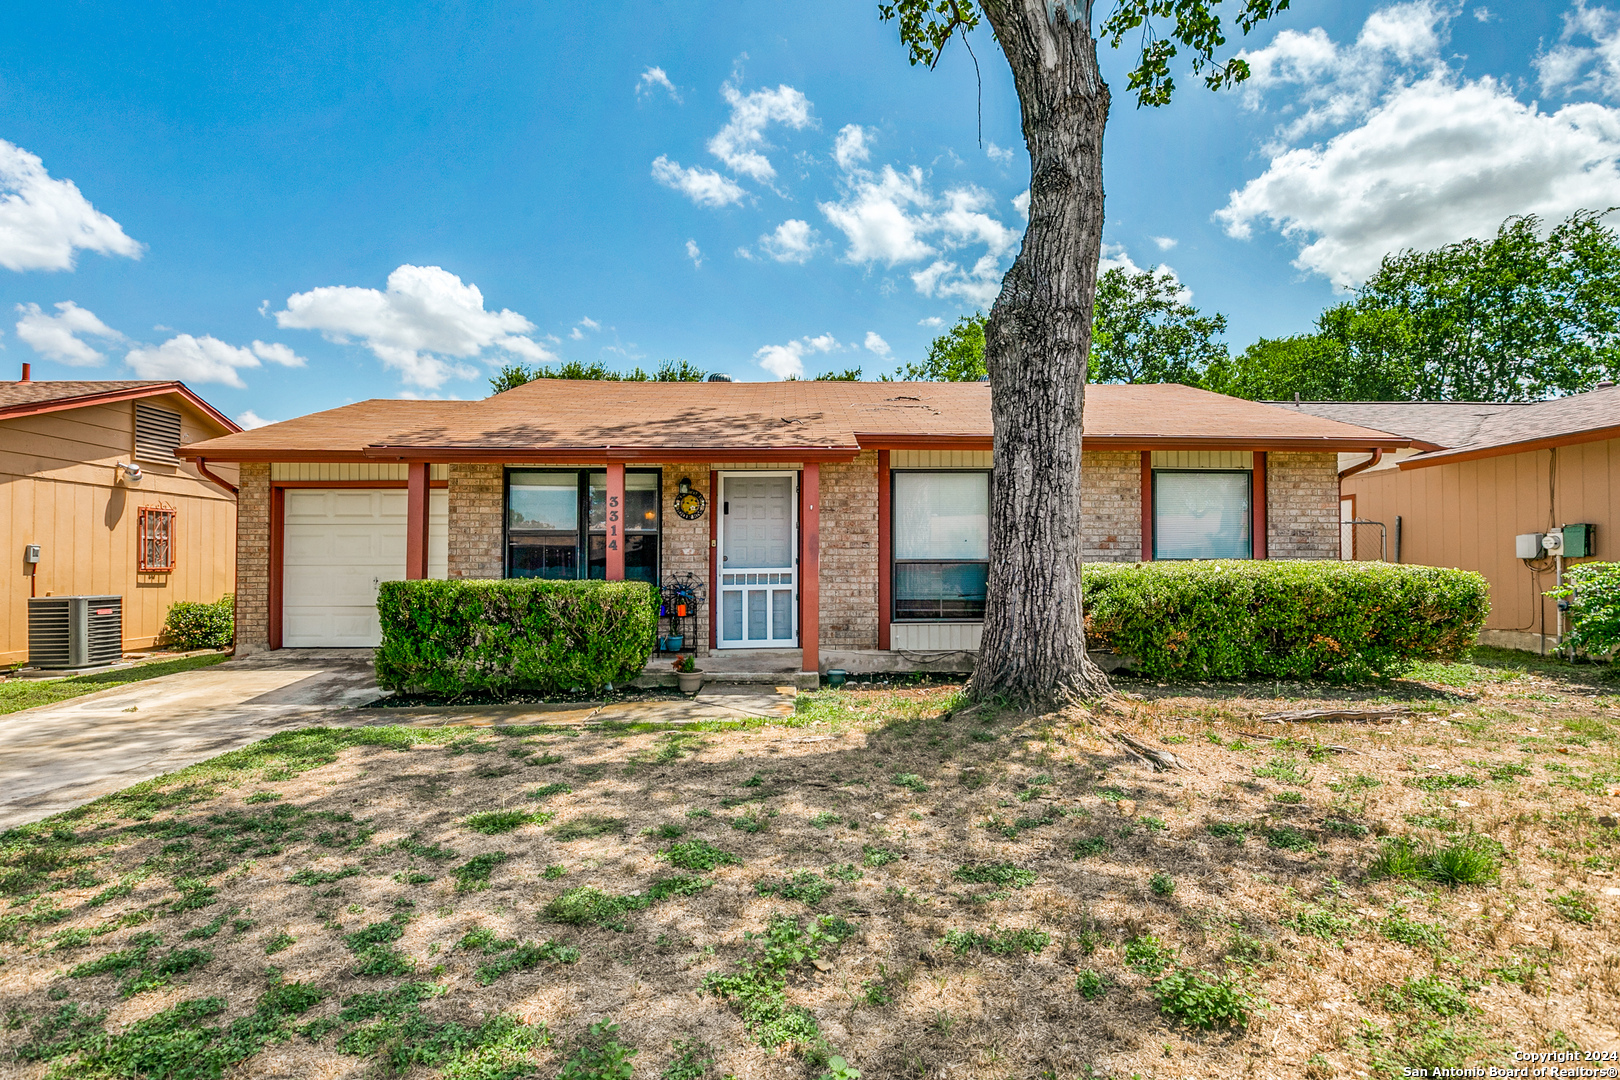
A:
[970,0,1113,705]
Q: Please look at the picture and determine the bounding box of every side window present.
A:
[1152,470,1252,559]
[892,471,990,620]
[138,507,176,572]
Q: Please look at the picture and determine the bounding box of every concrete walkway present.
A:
[0,650,798,831]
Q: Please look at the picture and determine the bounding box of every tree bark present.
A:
[970,0,1113,705]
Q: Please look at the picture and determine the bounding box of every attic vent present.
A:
[135,402,182,463]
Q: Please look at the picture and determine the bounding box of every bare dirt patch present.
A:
[1,650,1617,1078]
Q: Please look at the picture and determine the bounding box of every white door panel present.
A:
[717,474,797,647]
[282,488,447,648]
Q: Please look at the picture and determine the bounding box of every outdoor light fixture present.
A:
[678,477,692,495]
[115,462,143,485]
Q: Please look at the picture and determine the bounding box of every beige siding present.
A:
[1344,438,1620,642]
[891,622,983,651]
[270,463,447,481]
[1,396,236,664]
[1150,450,1254,470]
[891,450,993,469]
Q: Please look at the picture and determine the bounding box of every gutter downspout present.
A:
[195,456,238,496]
[1338,448,1383,480]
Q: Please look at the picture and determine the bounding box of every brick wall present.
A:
[1081,450,1143,562]
[448,463,503,579]
[1267,452,1339,559]
[660,469,711,657]
[235,461,270,655]
[820,452,879,648]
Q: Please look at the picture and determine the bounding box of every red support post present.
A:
[801,463,820,675]
[269,487,285,650]
[605,463,625,581]
[1252,452,1268,560]
[406,463,429,580]
[1139,451,1154,561]
[709,470,719,652]
[877,450,891,651]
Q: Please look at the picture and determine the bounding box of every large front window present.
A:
[1153,470,1252,559]
[507,469,660,581]
[892,470,990,620]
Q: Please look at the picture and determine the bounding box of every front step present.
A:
[633,669,819,690]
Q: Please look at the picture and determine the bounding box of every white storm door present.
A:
[282,487,447,647]
[717,473,797,648]
[1340,496,1355,561]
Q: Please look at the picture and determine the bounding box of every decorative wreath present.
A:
[675,490,707,520]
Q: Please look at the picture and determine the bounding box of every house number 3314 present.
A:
[608,494,619,551]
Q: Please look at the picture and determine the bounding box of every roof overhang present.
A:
[1399,423,1620,469]
[2,381,239,434]
[181,444,865,464]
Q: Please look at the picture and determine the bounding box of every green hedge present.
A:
[1548,561,1620,660]
[375,579,658,696]
[1082,561,1489,681]
[161,594,234,650]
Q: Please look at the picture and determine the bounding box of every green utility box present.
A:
[1563,523,1596,558]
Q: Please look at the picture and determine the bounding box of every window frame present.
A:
[1150,467,1254,561]
[503,467,662,582]
[889,467,992,623]
[137,506,176,573]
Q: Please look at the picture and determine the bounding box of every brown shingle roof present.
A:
[1398,383,1620,467]
[179,380,1408,462]
[0,379,239,433]
[1267,400,1525,449]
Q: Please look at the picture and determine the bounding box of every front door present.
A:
[717,473,797,647]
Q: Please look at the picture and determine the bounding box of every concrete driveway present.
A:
[0,650,381,830]
[0,651,799,831]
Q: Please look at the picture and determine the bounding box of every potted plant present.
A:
[672,654,703,694]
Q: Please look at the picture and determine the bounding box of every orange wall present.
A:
[1344,438,1619,641]
[0,396,237,665]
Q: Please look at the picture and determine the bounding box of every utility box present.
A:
[1563,523,1596,558]
[28,596,123,669]
[1515,533,1544,559]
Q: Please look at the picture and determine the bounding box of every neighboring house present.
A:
[179,380,1406,675]
[1,370,240,665]
[1280,383,1620,652]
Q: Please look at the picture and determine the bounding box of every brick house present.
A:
[179,380,1406,676]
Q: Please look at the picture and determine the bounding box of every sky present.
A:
[2,0,1618,427]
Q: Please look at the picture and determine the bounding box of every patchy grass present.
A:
[0,658,1616,1078]
[0,652,229,717]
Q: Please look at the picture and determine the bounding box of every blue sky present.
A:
[2,0,1615,426]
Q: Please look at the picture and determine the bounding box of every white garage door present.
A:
[283,488,448,647]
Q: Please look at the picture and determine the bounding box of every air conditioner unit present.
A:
[28,596,123,669]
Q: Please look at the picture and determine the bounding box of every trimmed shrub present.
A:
[375,579,657,696]
[1082,560,1488,680]
[1547,561,1620,660]
[161,595,234,650]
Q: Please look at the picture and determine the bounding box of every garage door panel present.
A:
[281,486,448,648]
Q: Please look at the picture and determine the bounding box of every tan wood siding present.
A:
[1,396,236,665]
[1343,438,1620,643]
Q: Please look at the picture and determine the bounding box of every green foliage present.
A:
[1208,211,1620,401]
[1407,772,1482,792]
[756,871,834,906]
[1548,561,1620,660]
[490,358,708,393]
[810,811,842,829]
[1151,968,1255,1030]
[860,844,898,867]
[1082,560,1489,680]
[1205,822,1247,843]
[545,887,640,931]
[469,938,580,985]
[1551,889,1599,925]
[1149,871,1176,897]
[952,863,1036,889]
[814,367,863,380]
[69,932,215,997]
[900,312,985,380]
[1385,975,1474,1017]
[1071,835,1113,857]
[1368,835,1501,886]
[375,579,658,697]
[940,925,1051,956]
[1261,826,1314,852]
[263,932,294,955]
[817,1056,862,1080]
[1090,266,1229,386]
[1254,756,1311,785]
[659,840,739,871]
[1075,969,1109,1000]
[1124,935,1177,975]
[161,595,234,650]
[451,852,508,892]
[890,772,929,792]
[1381,911,1447,951]
[551,815,626,841]
[1283,905,1355,940]
[528,782,574,801]
[463,810,544,835]
[661,1039,715,1080]
[702,914,854,1048]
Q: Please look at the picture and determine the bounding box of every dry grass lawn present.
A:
[1,647,1618,1079]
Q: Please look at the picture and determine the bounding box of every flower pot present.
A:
[656,636,670,652]
[826,668,848,688]
[666,634,684,652]
[676,670,704,694]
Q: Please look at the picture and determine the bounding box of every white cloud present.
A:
[1219,73,1620,287]
[1473,5,1495,19]
[753,333,838,379]
[760,219,818,263]
[1149,235,1178,250]
[918,316,945,327]
[863,331,891,357]
[15,301,122,366]
[236,409,274,429]
[833,124,871,171]
[734,246,756,261]
[708,83,814,183]
[637,66,681,102]
[651,155,747,207]
[986,142,1016,164]
[1012,189,1030,220]
[579,316,600,330]
[568,316,600,341]
[250,340,306,367]
[685,239,703,267]
[1537,1,1620,99]
[819,166,936,265]
[0,141,143,273]
[126,334,261,387]
[273,264,551,388]
[1237,0,1454,139]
